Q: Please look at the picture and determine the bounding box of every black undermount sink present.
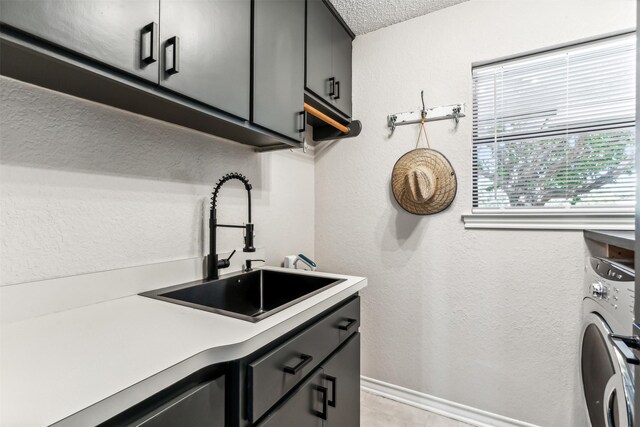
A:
[141,269,344,322]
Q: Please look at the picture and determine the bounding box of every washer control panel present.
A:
[587,257,635,325]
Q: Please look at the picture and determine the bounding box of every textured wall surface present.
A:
[314,0,635,425]
[328,0,468,35]
[1,77,315,285]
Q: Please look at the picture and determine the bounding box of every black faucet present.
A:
[208,173,255,281]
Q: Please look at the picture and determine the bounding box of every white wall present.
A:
[314,0,635,425]
[0,76,315,286]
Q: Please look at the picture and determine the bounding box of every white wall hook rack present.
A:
[387,100,466,137]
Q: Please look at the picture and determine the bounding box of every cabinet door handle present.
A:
[312,385,328,420]
[165,36,180,75]
[283,353,313,374]
[338,318,358,332]
[298,111,306,133]
[333,81,341,100]
[141,22,158,64]
[325,375,337,407]
[328,77,335,97]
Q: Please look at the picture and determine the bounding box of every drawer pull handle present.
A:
[298,111,306,133]
[333,81,341,100]
[141,22,158,64]
[165,36,180,75]
[338,318,358,332]
[283,353,313,374]
[328,77,335,97]
[312,385,328,420]
[326,375,337,407]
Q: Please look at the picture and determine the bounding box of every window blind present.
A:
[472,34,636,210]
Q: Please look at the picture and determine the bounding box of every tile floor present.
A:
[361,391,474,427]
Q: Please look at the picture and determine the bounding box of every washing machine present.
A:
[581,257,636,427]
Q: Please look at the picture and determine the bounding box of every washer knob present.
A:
[591,282,607,299]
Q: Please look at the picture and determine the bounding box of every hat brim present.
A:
[391,149,457,215]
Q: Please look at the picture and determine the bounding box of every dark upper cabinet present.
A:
[306,0,352,117]
[253,0,306,143]
[159,0,251,119]
[306,0,334,104]
[1,0,352,147]
[331,24,352,117]
[0,0,160,83]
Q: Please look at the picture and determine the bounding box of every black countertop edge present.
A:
[584,229,635,251]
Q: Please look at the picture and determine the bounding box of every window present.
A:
[468,33,635,228]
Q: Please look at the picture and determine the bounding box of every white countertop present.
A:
[584,229,635,251]
[1,267,366,427]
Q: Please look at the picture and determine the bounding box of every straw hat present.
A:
[391,148,457,215]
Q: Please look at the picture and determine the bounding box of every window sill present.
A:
[462,211,634,230]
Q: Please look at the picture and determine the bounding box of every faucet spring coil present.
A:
[210,172,252,209]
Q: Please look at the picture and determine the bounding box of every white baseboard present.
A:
[361,376,540,427]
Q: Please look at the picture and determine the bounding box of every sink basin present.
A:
[141,269,344,322]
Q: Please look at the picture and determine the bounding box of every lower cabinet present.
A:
[123,375,225,427]
[256,370,325,427]
[257,334,361,427]
[100,373,228,427]
[322,333,360,427]
[101,295,360,427]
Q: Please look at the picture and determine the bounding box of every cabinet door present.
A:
[306,0,334,103]
[253,0,305,142]
[159,0,250,119]
[257,370,325,427]
[322,333,360,427]
[129,376,225,427]
[0,0,159,82]
[331,21,352,117]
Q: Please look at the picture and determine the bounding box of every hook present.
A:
[420,90,426,119]
[388,115,397,137]
[452,106,461,125]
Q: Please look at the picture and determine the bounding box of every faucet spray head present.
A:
[244,223,256,252]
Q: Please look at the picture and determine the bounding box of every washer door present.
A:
[581,312,635,427]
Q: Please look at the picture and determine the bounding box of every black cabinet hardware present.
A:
[328,77,335,97]
[298,111,306,133]
[333,81,340,100]
[141,22,158,64]
[312,385,328,420]
[165,36,180,74]
[325,375,337,407]
[283,353,313,374]
[338,318,357,332]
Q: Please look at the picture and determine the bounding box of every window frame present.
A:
[463,31,636,230]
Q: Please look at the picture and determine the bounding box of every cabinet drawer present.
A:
[247,296,360,423]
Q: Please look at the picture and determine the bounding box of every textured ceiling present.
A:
[328,0,469,35]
